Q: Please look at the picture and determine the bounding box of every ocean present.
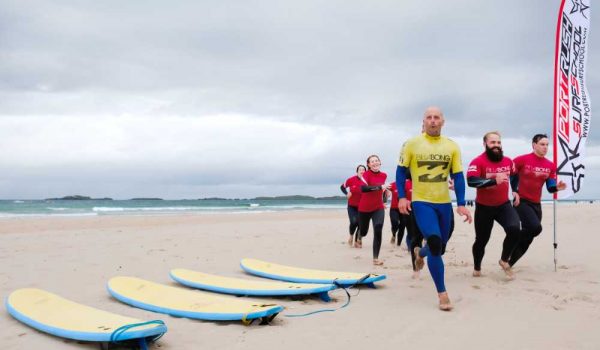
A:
[0,199,348,218]
[0,198,593,218]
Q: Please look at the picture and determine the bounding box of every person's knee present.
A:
[531,225,542,237]
[427,236,442,256]
[506,225,520,237]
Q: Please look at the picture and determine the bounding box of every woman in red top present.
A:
[340,165,366,246]
[357,155,390,265]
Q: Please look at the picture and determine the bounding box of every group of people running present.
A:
[340,106,566,311]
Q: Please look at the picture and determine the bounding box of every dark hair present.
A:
[356,164,366,172]
[366,155,380,170]
[532,134,548,144]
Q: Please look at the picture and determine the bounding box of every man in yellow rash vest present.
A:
[396,106,472,311]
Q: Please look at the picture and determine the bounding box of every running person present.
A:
[393,172,426,278]
[396,106,472,311]
[508,134,566,266]
[467,131,520,278]
[340,165,367,246]
[358,155,390,265]
[389,181,409,247]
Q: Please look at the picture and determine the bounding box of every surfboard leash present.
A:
[105,319,166,350]
[282,274,371,318]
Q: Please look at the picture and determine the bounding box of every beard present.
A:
[485,145,503,162]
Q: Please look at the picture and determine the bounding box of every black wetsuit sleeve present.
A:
[510,175,519,192]
[361,185,382,192]
[467,176,496,188]
[340,184,348,195]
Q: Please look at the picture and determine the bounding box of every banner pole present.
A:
[553,199,557,272]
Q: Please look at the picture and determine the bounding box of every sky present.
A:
[0,0,598,199]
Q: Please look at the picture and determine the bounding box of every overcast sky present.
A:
[0,0,598,199]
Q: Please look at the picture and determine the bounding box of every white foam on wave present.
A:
[92,206,250,212]
[13,200,25,204]
[0,212,98,218]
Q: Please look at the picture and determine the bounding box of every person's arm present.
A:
[467,176,497,188]
[340,184,348,195]
[395,166,408,198]
[451,172,466,206]
[545,178,558,193]
[453,171,472,223]
[510,174,519,192]
[361,185,384,192]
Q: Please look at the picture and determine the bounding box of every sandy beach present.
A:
[1,204,599,350]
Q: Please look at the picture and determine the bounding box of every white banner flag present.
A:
[553,0,592,199]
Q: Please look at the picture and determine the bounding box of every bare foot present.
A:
[354,240,362,249]
[498,260,514,279]
[348,237,354,246]
[438,292,453,311]
[472,270,482,277]
[413,247,424,271]
[373,259,384,266]
[411,270,420,279]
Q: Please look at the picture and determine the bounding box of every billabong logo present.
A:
[417,161,449,183]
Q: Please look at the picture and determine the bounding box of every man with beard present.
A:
[507,134,566,267]
[467,131,520,278]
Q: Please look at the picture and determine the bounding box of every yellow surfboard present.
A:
[107,276,283,323]
[5,288,167,347]
[240,258,386,287]
[170,268,336,301]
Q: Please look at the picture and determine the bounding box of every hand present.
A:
[381,183,391,190]
[512,192,520,207]
[557,180,567,191]
[384,189,391,200]
[495,173,509,184]
[398,198,411,215]
[448,178,455,191]
[346,192,352,199]
[456,206,472,224]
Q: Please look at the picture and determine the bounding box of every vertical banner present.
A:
[553,0,592,199]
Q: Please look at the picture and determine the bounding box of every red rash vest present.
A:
[467,152,515,206]
[513,152,557,203]
[358,170,387,212]
[344,175,363,207]
[390,180,413,209]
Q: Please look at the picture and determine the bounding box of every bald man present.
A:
[396,106,472,311]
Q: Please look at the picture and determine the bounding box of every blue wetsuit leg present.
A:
[412,202,452,293]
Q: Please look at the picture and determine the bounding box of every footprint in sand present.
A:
[471,285,481,290]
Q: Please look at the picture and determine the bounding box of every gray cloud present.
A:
[0,0,598,198]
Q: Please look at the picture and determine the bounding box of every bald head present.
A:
[422,106,445,136]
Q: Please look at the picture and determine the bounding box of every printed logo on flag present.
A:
[553,0,592,199]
